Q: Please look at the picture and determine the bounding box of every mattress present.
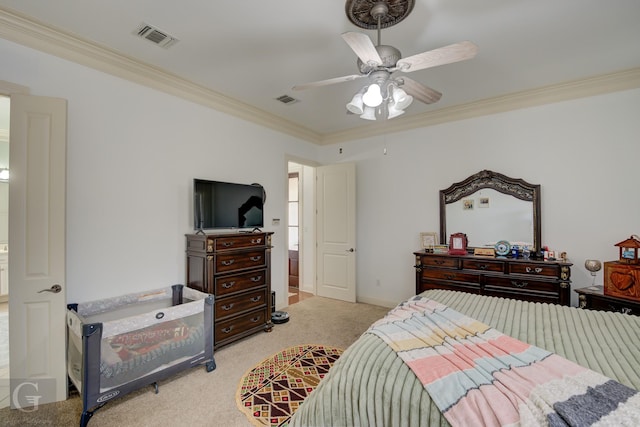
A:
[290,290,640,427]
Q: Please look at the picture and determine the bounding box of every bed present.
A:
[290,289,640,426]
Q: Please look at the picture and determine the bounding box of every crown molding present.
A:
[0,7,322,144]
[1,7,638,147]
[321,67,640,145]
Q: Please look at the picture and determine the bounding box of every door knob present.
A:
[38,284,62,294]
[346,248,355,252]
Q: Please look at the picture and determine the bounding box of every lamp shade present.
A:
[362,84,383,107]
[392,87,413,110]
[387,103,405,119]
[359,106,376,120]
[346,93,364,115]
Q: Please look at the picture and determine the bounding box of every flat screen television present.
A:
[193,179,264,230]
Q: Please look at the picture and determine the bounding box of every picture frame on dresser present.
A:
[420,232,438,251]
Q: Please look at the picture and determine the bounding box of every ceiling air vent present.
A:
[276,95,299,105]
[135,23,179,48]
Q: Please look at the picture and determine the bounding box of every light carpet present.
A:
[236,344,342,427]
[0,295,389,426]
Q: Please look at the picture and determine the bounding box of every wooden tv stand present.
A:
[414,251,572,305]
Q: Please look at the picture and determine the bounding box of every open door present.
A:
[9,93,67,408]
[316,163,356,302]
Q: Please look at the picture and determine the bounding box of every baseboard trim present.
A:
[356,296,398,309]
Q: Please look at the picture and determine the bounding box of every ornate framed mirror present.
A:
[439,170,541,251]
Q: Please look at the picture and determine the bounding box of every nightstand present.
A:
[574,285,640,315]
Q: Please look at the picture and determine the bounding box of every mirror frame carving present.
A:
[439,170,541,251]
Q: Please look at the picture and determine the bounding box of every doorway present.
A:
[287,161,315,305]
[288,172,300,290]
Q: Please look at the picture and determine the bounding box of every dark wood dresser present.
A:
[414,251,572,305]
[186,231,273,348]
[575,285,640,315]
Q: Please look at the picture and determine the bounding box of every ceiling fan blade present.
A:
[341,31,383,67]
[292,74,365,91]
[400,77,442,104]
[396,41,478,73]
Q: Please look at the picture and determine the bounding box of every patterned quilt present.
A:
[368,296,640,427]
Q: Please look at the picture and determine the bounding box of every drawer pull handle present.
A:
[250,296,262,302]
[250,256,262,262]
[445,273,456,280]
[250,316,260,323]
[222,260,235,266]
[251,238,262,244]
[435,260,445,265]
[525,267,543,273]
[511,280,529,288]
[221,326,233,334]
[222,281,236,289]
[223,242,234,247]
[250,275,263,282]
[221,304,234,311]
[478,264,488,270]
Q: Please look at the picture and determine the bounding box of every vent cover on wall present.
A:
[135,23,179,48]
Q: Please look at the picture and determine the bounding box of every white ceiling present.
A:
[1,0,640,143]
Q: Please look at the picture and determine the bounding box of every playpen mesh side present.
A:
[67,287,211,393]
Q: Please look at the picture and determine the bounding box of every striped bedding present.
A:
[289,290,640,427]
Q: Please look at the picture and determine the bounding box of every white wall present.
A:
[318,88,640,307]
[3,36,639,310]
[0,38,319,307]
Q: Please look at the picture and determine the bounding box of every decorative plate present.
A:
[495,240,511,256]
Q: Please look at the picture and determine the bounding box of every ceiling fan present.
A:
[292,0,478,120]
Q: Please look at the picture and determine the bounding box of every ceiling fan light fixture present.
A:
[362,83,383,107]
[392,86,413,110]
[297,1,477,124]
[387,103,405,119]
[359,106,377,120]
[346,92,364,115]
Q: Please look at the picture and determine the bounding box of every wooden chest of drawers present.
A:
[603,261,640,302]
[187,232,273,348]
[414,252,572,305]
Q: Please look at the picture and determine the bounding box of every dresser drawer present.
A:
[483,275,558,293]
[419,256,458,269]
[213,234,266,252]
[215,288,267,320]
[508,262,565,278]
[215,308,267,343]
[461,259,504,273]
[215,249,267,274]
[422,269,479,283]
[214,269,267,296]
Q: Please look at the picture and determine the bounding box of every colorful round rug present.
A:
[236,344,343,427]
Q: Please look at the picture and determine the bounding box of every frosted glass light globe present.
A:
[362,84,383,107]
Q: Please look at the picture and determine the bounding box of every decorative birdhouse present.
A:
[615,235,640,264]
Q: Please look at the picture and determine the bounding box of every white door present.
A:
[316,163,356,302]
[9,94,67,407]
